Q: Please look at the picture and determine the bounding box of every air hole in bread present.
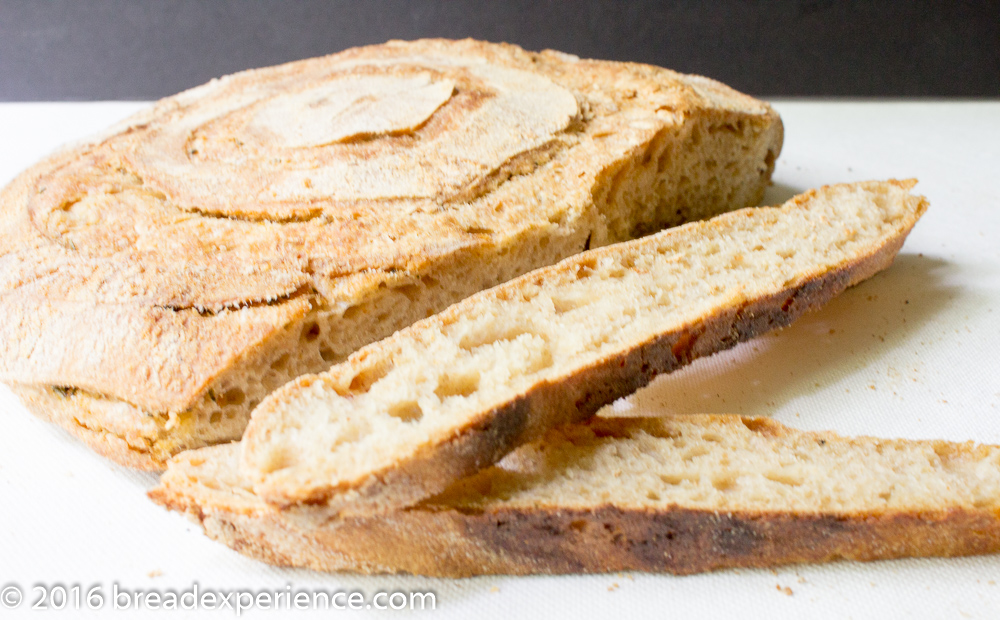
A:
[689,124,702,145]
[575,261,596,280]
[348,359,394,393]
[646,490,661,501]
[459,325,536,351]
[434,372,481,400]
[777,248,796,259]
[218,388,245,407]
[765,470,804,486]
[395,284,421,303]
[387,401,423,422]
[659,473,684,486]
[683,445,710,461]
[550,294,592,314]
[641,142,656,165]
[258,447,293,474]
[656,143,674,174]
[270,354,290,372]
[711,474,736,491]
[301,322,321,342]
[719,121,744,135]
[319,347,337,362]
[342,304,365,321]
[525,345,555,374]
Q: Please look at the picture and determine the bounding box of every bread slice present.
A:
[239,180,927,519]
[152,414,1000,575]
[0,39,783,469]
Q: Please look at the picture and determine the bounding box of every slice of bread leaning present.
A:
[0,39,783,469]
[152,414,1000,575]
[239,180,928,520]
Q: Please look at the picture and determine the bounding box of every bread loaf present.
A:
[0,39,782,469]
[152,413,1000,575]
[239,180,927,520]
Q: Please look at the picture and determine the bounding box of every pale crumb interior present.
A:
[245,183,919,494]
[435,415,1000,514]
[178,112,779,450]
[165,414,1000,518]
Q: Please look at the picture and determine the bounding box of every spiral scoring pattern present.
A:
[127,55,579,219]
[21,45,583,308]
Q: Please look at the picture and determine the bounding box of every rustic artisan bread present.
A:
[152,413,1000,575]
[0,39,783,470]
[239,180,927,520]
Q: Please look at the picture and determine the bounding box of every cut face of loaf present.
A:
[152,414,1000,576]
[0,39,783,469]
[240,180,928,519]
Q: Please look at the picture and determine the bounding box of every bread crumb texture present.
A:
[240,180,927,517]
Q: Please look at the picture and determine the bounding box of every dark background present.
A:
[2,0,998,101]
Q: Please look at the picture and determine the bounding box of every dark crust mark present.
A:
[157,283,316,315]
[371,505,1000,576]
[154,490,1000,577]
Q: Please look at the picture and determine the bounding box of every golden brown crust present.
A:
[0,38,782,468]
[12,384,167,470]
